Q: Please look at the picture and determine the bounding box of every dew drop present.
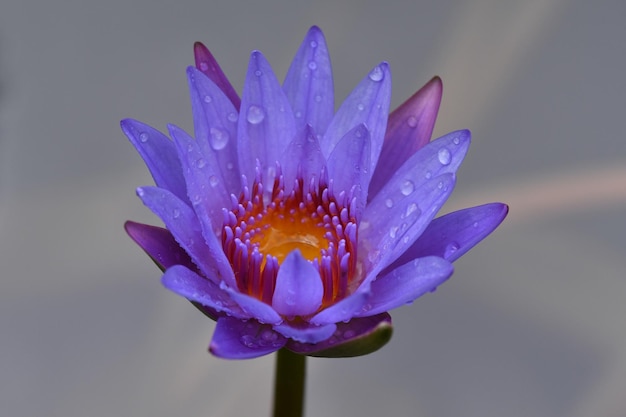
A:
[444,242,460,258]
[310,40,318,48]
[385,198,393,208]
[357,103,365,111]
[400,180,414,196]
[308,61,317,70]
[227,112,238,122]
[425,171,432,179]
[437,181,444,189]
[203,95,212,103]
[343,330,356,339]
[389,226,399,239]
[254,69,263,77]
[406,116,418,128]
[405,203,419,217]
[473,221,479,228]
[438,148,451,165]
[209,127,229,150]
[247,105,265,124]
[209,175,219,187]
[172,208,180,218]
[368,65,384,82]
[196,158,206,168]
[240,335,258,348]
[199,62,209,71]
[226,162,234,170]
[139,132,149,143]
[453,136,460,145]
[314,94,322,102]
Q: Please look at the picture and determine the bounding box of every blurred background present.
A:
[1,0,625,416]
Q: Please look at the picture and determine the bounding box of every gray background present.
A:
[1,0,625,416]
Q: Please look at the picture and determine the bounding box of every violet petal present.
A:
[237,51,297,191]
[209,316,286,359]
[392,203,509,266]
[323,62,391,173]
[162,265,249,319]
[283,26,334,135]
[280,124,325,194]
[369,76,442,200]
[273,322,336,344]
[121,119,188,203]
[124,221,194,272]
[272,250,324,317]
[223,284,283,325]
[288,313,392,357]
[357,256,453,317]
[309,284,371,326]
[186,67,241,192]
[193,41,241,109]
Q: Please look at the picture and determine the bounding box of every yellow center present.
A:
[251,206,328,264]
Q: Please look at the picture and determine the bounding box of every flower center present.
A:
[221,165,358,308]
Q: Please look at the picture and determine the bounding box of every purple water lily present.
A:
[123,26,507,359]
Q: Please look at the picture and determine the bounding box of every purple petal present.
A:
[209,316,286,359]
[168,124,230,235]
[326,123,371,212]
[283,26,334,135]
[369,76,442,200]
[323,62,391,173]
[288,313,392,357]
[237,51,297,190]
[193,42,241,109]
[121,119,188,203]
[309,284,371,326]
[187,67,241,192]
[356,256,453,317]
[392,203,509,266]
[272,250,323,317]
[280,124,325,194]
[162,265,249,319]
[224,284,283,325]
[359,174,456,280]
[136,186,235,287]
[124,221,195,272]
[273,322,336,344]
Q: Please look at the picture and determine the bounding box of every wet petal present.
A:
[222,283,283,325]
[162,265,249,319]
[272,250,323,317]
[121,119,188,203]
[326,123,371,211]
[193,41,241,109]
[273,322,336,344]
[136,186,235,287]
[209,316,286,359]
[124,221,194,272]
[187,67,241,192]
[359,174,456,280]
[369,76,442,200]
[309,284,371,325]
[237,51,297,190]
[323,62,391,173]
[392,203,509,265]
[357,256,453,317]
[283,26,334,135]
[288,313,392,357]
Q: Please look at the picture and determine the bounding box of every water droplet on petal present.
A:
[314,94,322,102]
[389,226,399,239]
[453,136,460,145]
[209,175,219,187]
[368,65,384,82]
[310,40,318,48]
[385,198,393,208]
[203,95,212,103]
[343,329,356,339]
[400,180,414,196]
[308,61,317,70]
[209,127,229,150]
[405,203,419,217]
[444,242,460,258]
[227,112,238,122]
[254,69,263,77]
[227,162,234,170]
[357,103,365,111]
[406,116,418,128]
[247,105,265,124]
[240,334,258,348]
[437,181,444,189]
[473,221,479,228]
[438,148,451,165]
[172,208,180,218]
[425,171,432,179]
[196,158,206,168]
[199,62,209,71]
[139,132,149,143]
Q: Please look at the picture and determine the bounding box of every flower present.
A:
[123,26,507,359]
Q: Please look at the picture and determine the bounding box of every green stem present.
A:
[272,348,306,417]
